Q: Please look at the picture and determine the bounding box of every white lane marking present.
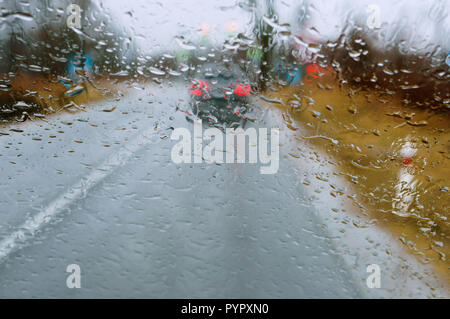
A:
[0,126,156,263]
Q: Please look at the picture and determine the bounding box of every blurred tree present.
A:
[2,0,138,78]
[250,0,275,90]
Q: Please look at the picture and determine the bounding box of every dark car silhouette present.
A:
[187,63,252,129]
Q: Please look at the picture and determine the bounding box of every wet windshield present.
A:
[0,0,448,298]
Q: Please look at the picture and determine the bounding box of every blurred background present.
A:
[0,0,448,298]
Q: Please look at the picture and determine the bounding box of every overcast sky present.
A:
[98,0,449,56]
[97,0,252,54]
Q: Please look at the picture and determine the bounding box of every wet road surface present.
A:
[0,83,447,298]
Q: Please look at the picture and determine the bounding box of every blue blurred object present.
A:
[446,52,450,66]
[66,53,94,80]
[276,62,303,86]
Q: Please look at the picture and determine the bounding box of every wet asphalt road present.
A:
[0,83,445,298]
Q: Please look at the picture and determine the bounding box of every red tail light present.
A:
[233,83,250,96]
[189,80,210,98]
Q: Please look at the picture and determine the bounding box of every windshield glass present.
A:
[0,0,448,298]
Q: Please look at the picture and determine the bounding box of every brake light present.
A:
[189,80,210,98]
[233,83,250,96]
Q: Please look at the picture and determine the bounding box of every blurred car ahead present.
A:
[188,63,252,129]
